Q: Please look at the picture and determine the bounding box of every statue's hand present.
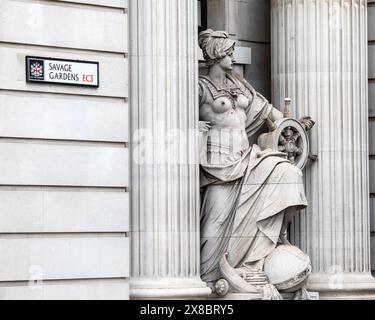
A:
[293,287,311,300]
[299,116,316,131]
[280,231,292,246]
[199,121,212,133]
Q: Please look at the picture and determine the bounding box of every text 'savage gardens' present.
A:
[26,56,99,87]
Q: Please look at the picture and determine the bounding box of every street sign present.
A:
[26,56,99,87]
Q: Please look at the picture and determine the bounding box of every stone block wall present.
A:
[0,0,130,299]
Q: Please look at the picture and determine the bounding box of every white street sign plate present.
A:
[26,56,99,87]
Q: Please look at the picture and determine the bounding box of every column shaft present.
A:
[129,0,210,299]
[272,0,375,299]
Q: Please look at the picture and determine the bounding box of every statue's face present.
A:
[219,51,235,71]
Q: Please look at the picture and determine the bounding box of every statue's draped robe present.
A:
[199,73,308,283]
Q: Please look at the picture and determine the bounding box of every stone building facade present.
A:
[0,0,130,299]
[0,0,374,300]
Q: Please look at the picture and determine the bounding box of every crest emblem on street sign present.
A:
[28,59,45,80]
[31,62,43,77]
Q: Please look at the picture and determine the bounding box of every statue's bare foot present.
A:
[293,287,311,300]
[279,232,292,246]
[262,284,283,300]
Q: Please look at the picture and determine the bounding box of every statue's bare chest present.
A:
[211,95,249,114]
[199,76,250,114]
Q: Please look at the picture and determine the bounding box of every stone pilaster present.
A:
[271,0,375,299]
[129,0,211,299]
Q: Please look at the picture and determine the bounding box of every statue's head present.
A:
[198,29,236,71]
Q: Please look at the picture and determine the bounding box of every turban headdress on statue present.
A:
[198,29,235,66]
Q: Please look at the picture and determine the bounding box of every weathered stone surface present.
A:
[272,0,375,299]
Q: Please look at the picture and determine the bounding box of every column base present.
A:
[307,273,375,300]
[130,277,212,300]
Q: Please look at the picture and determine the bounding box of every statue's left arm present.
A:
[268,104,315,132]
[242,86,278,138]
[268,106,283,122]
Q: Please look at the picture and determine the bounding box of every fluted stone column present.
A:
[129,0,211,299]
[272,0,375,299]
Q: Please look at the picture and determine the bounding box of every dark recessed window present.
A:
[198,0,207,33]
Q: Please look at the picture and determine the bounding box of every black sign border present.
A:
[26,56,100,88]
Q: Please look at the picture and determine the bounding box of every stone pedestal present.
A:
[129,0,211,299]
[207,292,320,301]
[271,0,375,299]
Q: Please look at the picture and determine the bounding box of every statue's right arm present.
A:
[199,80,205,108]
[199,80,211,132]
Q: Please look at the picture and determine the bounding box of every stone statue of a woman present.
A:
[198,30,314,300]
